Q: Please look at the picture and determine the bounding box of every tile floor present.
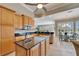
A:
[47,38,76,56]
[7,37,76,56]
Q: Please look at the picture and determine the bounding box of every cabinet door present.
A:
[14,14,17,28]
[7,9,14,26]
[29,17,33,25]
[46,38,49,55]
[1,8,6,25]
[28,17,34,28]
[0,25,1,55]
[23,16,28,25]
[1,26,14,55]
[0,8,1,55]
[2,8,14,25]
[15,44,26,56]
[15,36,25,41]
[19,16,23,29]
[0,8,2,25]
[32,19,34,28]
[14,15,23,29]
[32,20,35,28]
[40,40,46,56]
[14,14,19,28]
[30,44,40,56]
[28,17,31,25]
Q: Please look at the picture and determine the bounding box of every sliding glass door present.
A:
[55,19,79,41]
[75,20,79,39]
[57,22,74,40]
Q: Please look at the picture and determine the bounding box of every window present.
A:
[75,20,79,39]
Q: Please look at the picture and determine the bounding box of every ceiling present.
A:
[50,7,79,20]
[1,3,79,21]
[25,3,48,6]
[24,3,79,17]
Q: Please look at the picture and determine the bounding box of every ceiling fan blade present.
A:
[33,7,47,18]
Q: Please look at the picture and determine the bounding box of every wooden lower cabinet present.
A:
[1,37,14,55]
[26,34,37,38]
[46,38,50,55]
[30,44,40,56]
[16,44,40,56]
[15,44,27,56]
[15,36,50,56]
[15,36,25,41]
[40,40,46,56]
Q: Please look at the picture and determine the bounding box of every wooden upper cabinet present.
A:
[23,15,34,25]
[1,8,14,25]
[14,14,23,29]
[28,17,34,27]
[19,15,23,29]
[14,14,17,28]
[22,15,29,26]
[28,17,32,25]
[22,15,34,28]
[31,19,34,28]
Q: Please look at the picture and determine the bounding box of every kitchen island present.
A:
[15,36,50,56]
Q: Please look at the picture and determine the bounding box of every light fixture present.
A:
[37,4,43,9]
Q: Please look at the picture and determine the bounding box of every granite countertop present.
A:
[72,41,79,46]
[15,36,49,50]
[34,36,49,44]
[15,31,54,37]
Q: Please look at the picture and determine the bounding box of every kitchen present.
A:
[0,3,54,56]
[0,3,79,56]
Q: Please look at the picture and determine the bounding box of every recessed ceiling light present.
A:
[37,4,43,9]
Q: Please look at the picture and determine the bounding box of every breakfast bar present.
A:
[15,36,50,56]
